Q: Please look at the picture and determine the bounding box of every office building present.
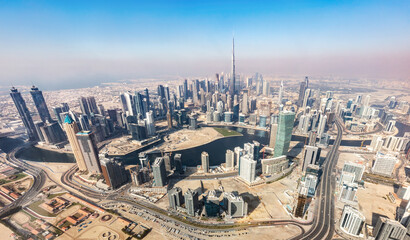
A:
[201,152,210,173]
[146,111,156,136]
[129,123,147,141]
[225,150,235,170]
[204,190,220,217]
[317,114,327,137]
[39,121,66,144]
[372,152,397,177]
[297,77,309,107]
[304,174,318,197]
[63,115,87,171]
[230,37,236,94]
[373,217,406,240]
[185,188,199,216]
[302,146,321,172]
[274,111,295,157]
[189,115,197,130]
[342,162,365,182]
[340,205,365,236]
[76,131,102,174]
[167,110,173,129]
[339,182,358,203]
[168,187,184,210]
[261,155,289,175]
[269,122,278,148]
[239,155,256,183]
[294,187,308,218]
[278,80,283,104]
[174,154,183,174]
[308,130,317,146]
[385,120,396,132]
[152,157,167,187]
[225,192,247,218]
[30,85,53,123]
[370,135,384,152]
[10,87,39,141]
[100,156,128,189]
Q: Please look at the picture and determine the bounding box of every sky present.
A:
[0,0,409,90]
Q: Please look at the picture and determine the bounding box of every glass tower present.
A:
[10,87,38,141]
[274,111,295,157]
[30,85,53,122]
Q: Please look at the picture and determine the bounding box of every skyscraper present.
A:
[152,157,167,187]
[30,85,53,123]
[239,154,256,183]
[225,192,247,218]
[297,77,308,107]
[302,146,321,172]
[10,87,38,141]
[201,152,209,173]
[225,150,234,170]
[63,115,87,171]
[76,131,102,174]
[230,37,236,95]
[145,110,156,136]
[100,156,128,189]
[278,80,284,104]
[274,111,295,157]
[373,217,407,240]
[168,187,184,210]
[185,188,199,216]
[340,205,365,236]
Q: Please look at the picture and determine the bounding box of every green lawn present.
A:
[47,192,67,199]
[213,128,242,137]
[28,200,57,217]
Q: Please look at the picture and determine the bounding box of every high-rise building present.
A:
[152,157,167,187]
[63,115,87,171]
[225,192,247,218]
[302,146,321,172]
[168,187,184,210]
[278,80,284,104]
[269,123,278,148]
[385,120,396,132]
[274,111,295,157]
[294,187,308,218]
[342,162,365,182]
[297,77,308,107]
[225,150,234,170]
[230,37,236,95]
[39,121,66,144]
[261,155,289,175]
[340,205,365,236]
[185,188,199,216]
[145,111,156,136]
[30,85,53,123]
[339,182,358,203]
[308,130,317,146]
[201,152,209,173]
[174,154,183,174]
[167,110,173,129]
[100,156,128,189]
[370,135,384,152]
[373,217,406,240]
[76,131,102,174]
[239,155,256,183]
[317,114,327,137]
[372,152,397,176]
[10,87,38,141]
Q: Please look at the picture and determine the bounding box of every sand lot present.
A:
[0,223,15,240]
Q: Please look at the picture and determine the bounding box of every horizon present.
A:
[0,0,409,90]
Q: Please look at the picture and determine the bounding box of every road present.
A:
[295,119,343,240]
[0,144,46,218]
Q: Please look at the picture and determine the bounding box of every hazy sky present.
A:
[0,0,409,90]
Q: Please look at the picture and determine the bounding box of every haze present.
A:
[0,0,409,90]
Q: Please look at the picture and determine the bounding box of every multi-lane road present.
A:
[0,145,46,218]
[296,119,343,240]
[2,119,344,239]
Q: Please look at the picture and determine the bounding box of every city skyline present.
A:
[0,1,409,90]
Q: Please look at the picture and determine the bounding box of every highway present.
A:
[295,119,343,240]
[0,145,46,218]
